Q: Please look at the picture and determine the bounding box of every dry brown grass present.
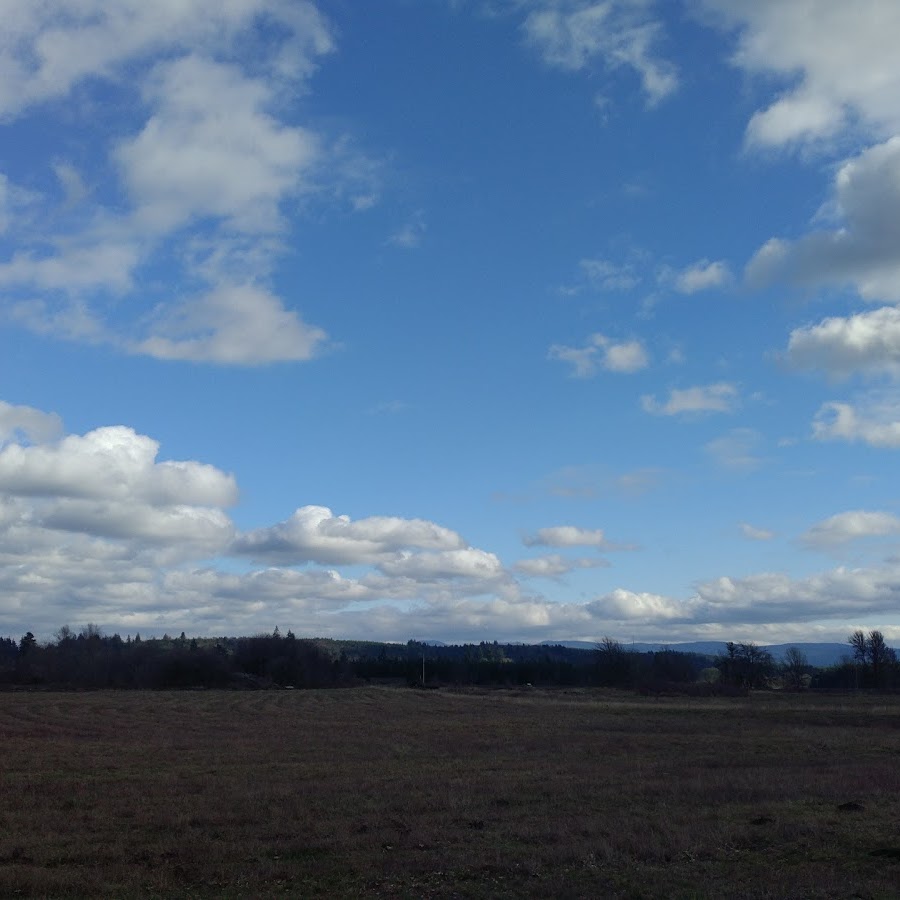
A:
[1,686,899,898]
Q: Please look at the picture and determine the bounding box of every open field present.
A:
[1,687,899,898]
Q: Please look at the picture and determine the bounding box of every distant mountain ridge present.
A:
[539,640,861,668]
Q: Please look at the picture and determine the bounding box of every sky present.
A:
[2,0,900,645]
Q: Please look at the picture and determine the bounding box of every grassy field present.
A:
[1,687,899,898]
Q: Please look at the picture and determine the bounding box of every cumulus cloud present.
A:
[132,283,328,365]
[787,306,900,379]
[522,1,678,105]
[747,138,900,302]
[0,0,334,118]
[0,238,141,296]
[233,505,467,566]
[549,333,648,377]
[4,402,899,645]
[641,382,738,416]
[0,402,525,638]
[698,0,900,149]
[39,500,234,548]
[702,3,900,323]
[588,588,684,622]
[0,413,241,623]
[801,510,900,549]
[376,548,506,582]
[513,554,608,578]
[603,339,649,373]
[671,259,732,294]
[590,563,900,629]
[812,393,900,448]
[0,400,63,445]
[115,55,322,235]
[0,426,237,507]
[0,2,351,366]
[523,525,611,550]
[0,427,236,510]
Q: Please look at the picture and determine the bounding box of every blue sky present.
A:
[2,0,900,644]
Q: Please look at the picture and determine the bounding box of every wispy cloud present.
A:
[522,1,678,105]
[513,553,609,578]
[388,212,427,248]
[739,522,774,542]
[641,382,738,416]
[705,428,764,472]
[549,332,649,377]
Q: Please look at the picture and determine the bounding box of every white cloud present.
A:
[376,548,506,582]
[0,400,63,445]
[588,588,684,622]
[39,499,234,548]
[739,522,774,542]
[522,1,678,105]
[0,174,10,234]
[579,257,640,292]
[788,306,900,379]
[0,238,141,295]
[133,283,327,365]
[671,259,732,294]
[603,338,649,373]
[523,524,611,550]
[387,212,427,249]
[53,162,88,207]
[2,397,900,642]
[705,428,764,472]
[547,343,598,378]
[747,137,900,302]
[801,510,900,549]
[233,505,466,566]
[699,1,900,149]
[7,298,111,346]
[0,0,334,119]
[812,394,900,448]
[0,402,527,639]
[0,415,239,602]
[513,554,608,578]
[641,382,738,416]
[549,332,648,377]
[613,467,663,496]
[116,55,322,235]
[0,3,346,368]
[0,425,238,507]
[589,563,900,629]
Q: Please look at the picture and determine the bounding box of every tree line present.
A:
[1,626,897,692]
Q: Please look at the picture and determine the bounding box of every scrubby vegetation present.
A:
[8,626,900,697]
[2,687,899,898]
[2,627,898,692]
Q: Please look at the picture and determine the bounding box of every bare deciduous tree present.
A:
[782,646,808,690]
